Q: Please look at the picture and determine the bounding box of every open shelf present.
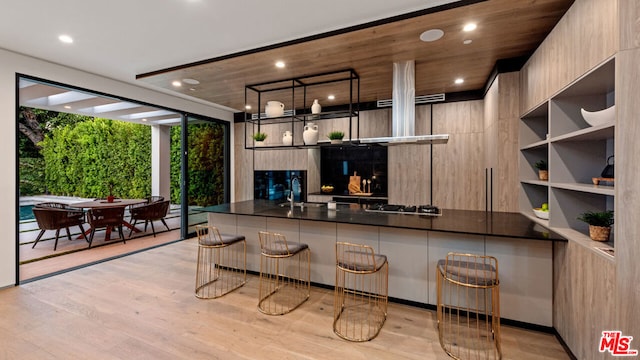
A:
[550,182,614,196]
[520,101,549,147]
[519,56,616,255]
[244,69,360,149]
[551,122,614,142]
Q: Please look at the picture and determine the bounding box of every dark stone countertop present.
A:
[200,200,565,242]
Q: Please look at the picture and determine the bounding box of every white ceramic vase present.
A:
[265,101,284,117]
[311,99,321,114]
[303,122,319,145]
[282,130,293,146]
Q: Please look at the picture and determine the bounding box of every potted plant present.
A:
[578,210,614,241]
[534,160,548,181]
[106,180,116,203]
[252,132,267,147]
[328,131,345,144]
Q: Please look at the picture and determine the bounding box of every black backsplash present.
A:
[254,170,307,202]
[320,146,387,196]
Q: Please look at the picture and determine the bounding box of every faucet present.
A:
[287,176,303,210]
[287,190,295,211]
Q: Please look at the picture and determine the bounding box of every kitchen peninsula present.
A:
[204,200,565,327]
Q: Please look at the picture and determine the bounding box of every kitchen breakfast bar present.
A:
[202,200,565,327]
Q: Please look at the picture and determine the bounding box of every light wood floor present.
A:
[0,238,571,360]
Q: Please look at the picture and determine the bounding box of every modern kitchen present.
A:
[1,0,639,359]
[196,0,637,358]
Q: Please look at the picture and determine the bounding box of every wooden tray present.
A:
[592,177,614,185]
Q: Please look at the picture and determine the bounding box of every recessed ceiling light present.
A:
[64,105,71,109]
[327,95,335,100]
[463,23,477,32]
[245,105,252,110]
[172,81,182,87]
[142,118,148,122]
[275,61,285,68]
[455,78,464,84]
[183,78,200,85]
[58,34,73,44]
[463,39,473,45]
[420,29,444,42]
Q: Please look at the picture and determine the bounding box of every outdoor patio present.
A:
[18,195,193,281]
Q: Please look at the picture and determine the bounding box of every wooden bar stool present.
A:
[195,225,246,299]
[333,242,388,342]
[257,231,310,315]
[437,252,501,359]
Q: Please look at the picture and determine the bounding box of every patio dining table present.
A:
[72,199,147,241]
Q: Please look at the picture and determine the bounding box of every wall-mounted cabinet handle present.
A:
[485,167,493,213]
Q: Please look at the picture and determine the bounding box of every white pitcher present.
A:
[265,101,284,117]
[303,122,319,145]
[282,130,293,146]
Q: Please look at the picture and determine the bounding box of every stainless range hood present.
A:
[359,60,449,146]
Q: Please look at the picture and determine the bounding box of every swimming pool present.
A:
[19,205,35,221]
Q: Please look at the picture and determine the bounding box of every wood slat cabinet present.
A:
[519,57,615,252]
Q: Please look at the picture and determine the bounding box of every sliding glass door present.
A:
[177,115,229,238]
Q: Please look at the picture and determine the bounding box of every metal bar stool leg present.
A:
[195,225,246,299]
[333,241,388,342]
[437,252,501,359]
[257,231,310,315]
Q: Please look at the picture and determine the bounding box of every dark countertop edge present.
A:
[308,192,389,199]
[214,212,562,242]
[199,201,566,242]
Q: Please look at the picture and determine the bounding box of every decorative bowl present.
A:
[533,208,549,220]
[580,105,615,127]
[321,185,334,193]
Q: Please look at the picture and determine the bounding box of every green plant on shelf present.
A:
[252,132,267,142]
[327,131,344,140]
[577,210,614,227]
[534,160,548,170]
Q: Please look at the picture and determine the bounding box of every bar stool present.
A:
[195,225,246,299]
[436,252,501,359]
[333,242,388,342]
[257,231,310,315]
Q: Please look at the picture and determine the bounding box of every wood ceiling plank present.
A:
[138,0,574,111]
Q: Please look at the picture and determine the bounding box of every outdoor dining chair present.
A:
[31,203,86,251]
[128,200,170,238]
[87,206,126,248]
[127,196,164,220]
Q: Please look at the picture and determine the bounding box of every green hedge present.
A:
[33,117,225,207]
[170,123,225,206]
[40,118,151,198]
[19,158,46,195]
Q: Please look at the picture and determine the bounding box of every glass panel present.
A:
[172,116,228,237]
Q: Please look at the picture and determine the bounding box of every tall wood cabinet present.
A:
[484,72,520,212]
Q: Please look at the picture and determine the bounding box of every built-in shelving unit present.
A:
[519,57,615,253]
[244,69,359,150]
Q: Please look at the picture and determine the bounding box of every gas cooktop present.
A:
[364,204,442,216]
